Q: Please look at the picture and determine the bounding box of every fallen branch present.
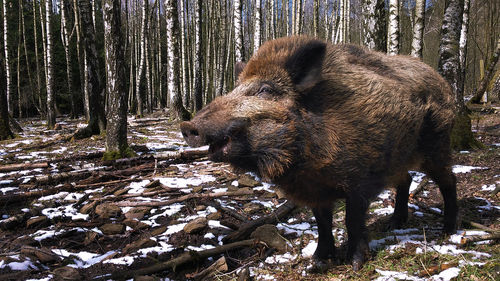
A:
[205,200,248,222]
[110,239,255,280]
[222,201,297,244]
[0,162,49,173]
[114,188,254,208]
[409,178,429,198]
[462,232,500,244]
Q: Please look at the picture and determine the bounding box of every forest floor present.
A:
[0,105,498,281]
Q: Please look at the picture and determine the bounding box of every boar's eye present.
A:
[256,85,273,99]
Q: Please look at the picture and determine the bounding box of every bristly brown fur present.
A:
[180,36,458,269]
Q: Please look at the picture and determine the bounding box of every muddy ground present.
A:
[0,106,498,281]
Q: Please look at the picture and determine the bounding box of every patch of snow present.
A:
[25,275,54,281]
[204,232,216,239]
[208,220,231,229]
[374,269,420,281]
[127,180,151,194]
[5,260,38,271]
[42,205,89,220]
[51,249,116,268]
[372,206,395,215]
[0,187,18,194]
[430,207,442,214]
[378,190,392,200]
[253,182,275,192]
[301,240,317,257]
[0,179,13,185]
[163,223,187,235]
[481,184,496,191]
[452,165,487,174]
[414,211,424,217]
[137,242,175,257]
[430,267,460,281]
[409,171,426,193]
[277,222,318,238]
[212,187,228,193]
[459,151,470,154]
[157,175,216,189]
[186,244,215,251]
[265,252,297,264]
[392,228,419,234]
[231,180,239,186]
[103,256,135,266]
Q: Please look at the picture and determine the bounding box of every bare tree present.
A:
[103,0,130,159]
[254,0,261,54]
[410,0,426,58]
[2,0,12,115]
[61,0,77,118]
[46,0,56,128]
[0,55,12,139]
[135,0,148,117]
[438,0,478,149]
[193,0,203,111]
[165,0,190,120]
[74,0,106,139]
[234,0,244,62]
[387,0,400,55]
[32,0,44,116]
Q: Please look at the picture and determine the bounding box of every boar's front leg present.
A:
[390,173,412,229]
[312,207,336,260]
[346,194,370,271]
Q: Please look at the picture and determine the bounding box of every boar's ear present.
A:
[234,61,247,81]
[285,40,326,92]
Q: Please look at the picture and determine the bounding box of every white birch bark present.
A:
[459,0,470,71]
[33,0,43,114]
[193,0,203,111]
[135,0,148,117]
[410,0,426,58]
[387,0,400,55]
[165,0,189,120]
[3,0,11,114]
[179,0,188,107]
[61,0,76,117]
[254,0,261,54]
[45,0,55,128]
[234,0,244,62]
[363,0,376,49]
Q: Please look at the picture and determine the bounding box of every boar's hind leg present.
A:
[312,207,336,260]
[389,173,412,229]
[346,194,370,271]
[425,164,458,234]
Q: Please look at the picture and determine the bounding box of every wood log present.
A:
[110,239,255,280]
[0,162,49,172]
[222,201,297,244]
[114,188,254,208]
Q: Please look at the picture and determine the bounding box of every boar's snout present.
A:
[180,118,250,160]
[180,121,203,148]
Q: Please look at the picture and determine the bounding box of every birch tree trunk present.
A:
[165,0,190,121]
[45,0,56,128]
[61,0,76,118]
[74,0,107,139]
[438,0,478,150]
[20,0,37,115]
[362,0,377,49]
[179,0,189,108]
[2,0,12,115]
[33,0,44,116]
[0,56,13,139]
[254,0,261,54]
[313,0,319,38]
[103,0,130,159]
[193,0,203,111]
[135,0,148,117]
[410,0,426,58]
[387,0,400,55]
[17,3,22,117]
[234,0,244,62]
[73,0,88,119]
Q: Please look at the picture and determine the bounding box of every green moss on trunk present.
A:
[450,109,482,151]
[102,147,136,161]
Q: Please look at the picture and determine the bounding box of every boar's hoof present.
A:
[307,257,335,274]
[387,215,407,230]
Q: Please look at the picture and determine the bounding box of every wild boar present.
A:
[180,36,458,270]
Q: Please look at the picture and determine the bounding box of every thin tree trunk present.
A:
[20,0,37,116]
[103,0,129,159]
[410,0,426,58]
[179,0,189,108]
[73,0,88,120]
[135,0,148,117]
[33,0,44,116]
[45,0,56,128]
[0,56,13,139]
[74,0,106,139]
[387,0,399,55]
[61,0,76,118]
[193,0,203,111]
[234,0,244,62]
[17,2,22,117]
[165,0,190,120]
[470,41,500,103]
[254,0,261,54]
[438,0,478,150]
[2,0,12,115]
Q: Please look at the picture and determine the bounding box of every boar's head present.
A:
[181,37,326,181]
